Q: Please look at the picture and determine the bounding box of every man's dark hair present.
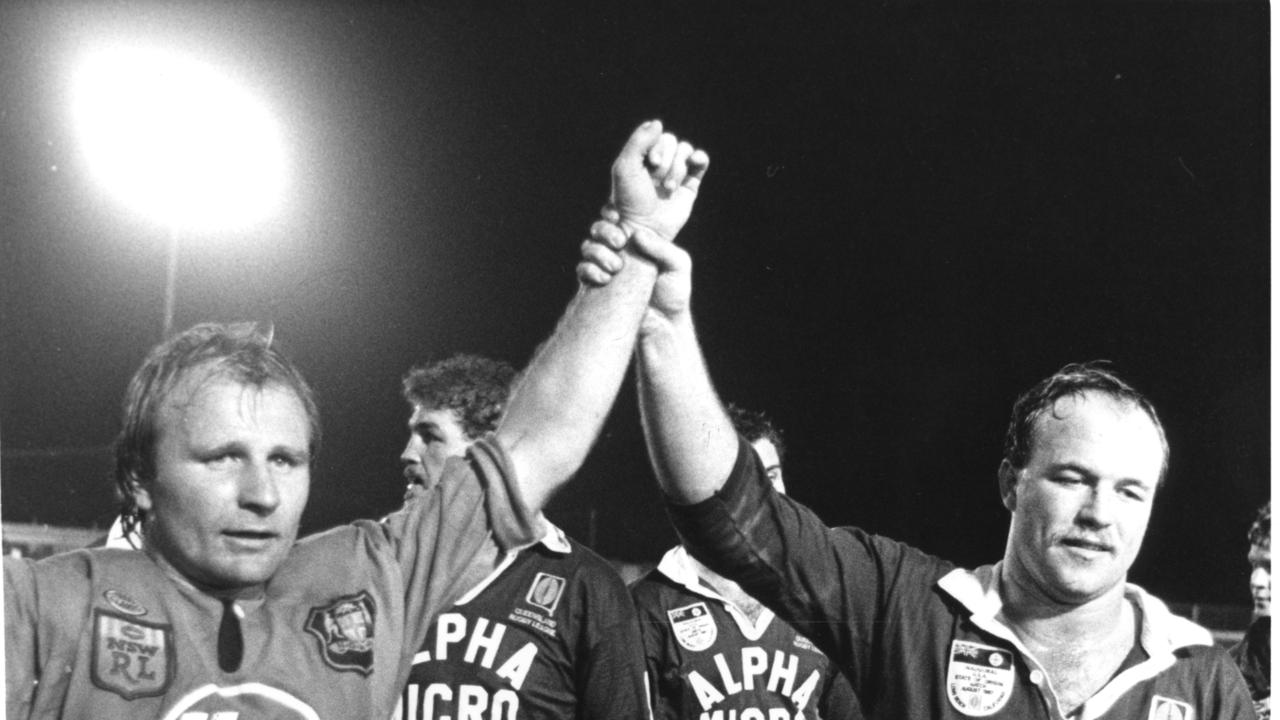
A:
[1002,361,1169,485]
[114,322,321,537]
[402,354,517,439]
[1248,502,1270,550]
[727,403,785,464]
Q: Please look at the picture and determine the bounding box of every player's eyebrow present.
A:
[411,419,441,434]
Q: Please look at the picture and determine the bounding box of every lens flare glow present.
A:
[72,46,286,231]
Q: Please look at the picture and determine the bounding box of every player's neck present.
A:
[997,564,1129,646]
[144,544,267,602]
[999,573,1138,718]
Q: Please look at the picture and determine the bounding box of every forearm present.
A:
[635,311,738,504]
[497,249,657,513]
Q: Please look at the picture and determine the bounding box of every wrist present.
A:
[639,305,692,342]
[619,217,674,245]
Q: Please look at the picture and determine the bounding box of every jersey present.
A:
[393,523,648,720]
[5,437,541,720]
[631,545,862,720]
[665,437,1257,720]
[1229,616,1270,718]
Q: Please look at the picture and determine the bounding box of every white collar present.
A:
[656,546,775,640]
[936,563,1213,720]
[935,563,1211,651]
[536,520,572,554]
[104,516,143,550]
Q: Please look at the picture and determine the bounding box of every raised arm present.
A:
[497,120,709,513]
[578,220,738,505]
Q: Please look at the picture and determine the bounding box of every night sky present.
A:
[0,2,1269,606]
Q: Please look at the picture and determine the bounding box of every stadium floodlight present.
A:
[71,45,288,335]
[72,45,286,231]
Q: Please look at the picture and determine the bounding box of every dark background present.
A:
[0,2,1268,606]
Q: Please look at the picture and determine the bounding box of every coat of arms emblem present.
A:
[306,591,376,675]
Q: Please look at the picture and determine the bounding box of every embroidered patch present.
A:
[668,602,717,652]
[946,639,1015,716]
[305,592,376,675]
[103,589,147,616]
[91,609,173,699]
[525,572,566,614]
[1149,695,1195,720]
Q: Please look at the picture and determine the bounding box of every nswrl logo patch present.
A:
[305,591,376,675]
[946,639,1014,716]
[91,609,173,699]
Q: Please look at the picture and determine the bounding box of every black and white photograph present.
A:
[1,2,1269,718]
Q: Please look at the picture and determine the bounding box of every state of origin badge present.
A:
[668,602,717,652]
[946,639,1014,716]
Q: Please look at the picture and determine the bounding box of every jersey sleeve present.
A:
[575,561,650,720]
[664,435,951,698]
[5,557,38,719]
[1206,644,1266,720]
[5,552,97,720]
[355,435,545,665]
[1230,618,1271,703]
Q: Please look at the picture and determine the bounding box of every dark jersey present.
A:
[1229,617,1270,718]
[631,546,862,720]
[667,437,1256,720]
[394,525,648,720]
[6,438,540,720]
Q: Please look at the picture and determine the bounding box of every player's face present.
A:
[751,438,785,493]
[1002,391,1162,605]
[139,373,311,591]
[400,405,471,491]
[1248,542,1270,617]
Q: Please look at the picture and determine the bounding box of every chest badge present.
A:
[1149,695,1194,720]
[668,601,717,652]
[306,591,376,675]
[526,572,566,614]
[946,639,1015,716]
[91,609,173,699]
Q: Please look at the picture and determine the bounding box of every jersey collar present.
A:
[536,520,572,554]
[937,563,1215,720]
[935,562,1211,651]
[104,515,144,550]
[657,545,776,640]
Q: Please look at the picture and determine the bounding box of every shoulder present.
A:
[6,550,90,601]
[630,571,703,626]
[1171,641,1245,670]
[541,540,635,612]
[8,547,155,584]
[6,549,163,627]
[630,569,682,603]
[289,519,387,564]
[1165,641,1259,703]
[561,538,625,578]
[828,526,958,586]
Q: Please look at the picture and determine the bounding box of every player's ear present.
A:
[998,460,1018,512]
